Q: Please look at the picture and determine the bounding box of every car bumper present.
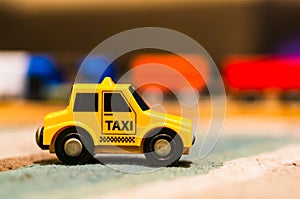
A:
[35,126,49,150]
[192,133,196,145]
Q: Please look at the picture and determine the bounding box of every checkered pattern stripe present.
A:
[100,136,135,143]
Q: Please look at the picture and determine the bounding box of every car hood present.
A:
[146,110,192,129]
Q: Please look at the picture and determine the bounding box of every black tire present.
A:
[55,127,94,165]
[143,129,183,167]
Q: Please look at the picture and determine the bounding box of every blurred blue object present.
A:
[27,55,62,84]
[26,54,62,99]
[78,56,116,83]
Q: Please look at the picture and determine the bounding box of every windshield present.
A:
[129,86,150,111]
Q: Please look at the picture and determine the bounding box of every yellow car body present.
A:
[36,77,195,165]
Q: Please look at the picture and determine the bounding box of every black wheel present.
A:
[55,127,94,165]
[143,129,183,167]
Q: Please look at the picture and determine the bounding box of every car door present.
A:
[101,91,136,135]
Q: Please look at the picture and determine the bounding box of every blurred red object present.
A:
[223,55,300,91]
[131,54,208,92]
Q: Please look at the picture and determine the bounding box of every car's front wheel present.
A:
[143,129,183,167]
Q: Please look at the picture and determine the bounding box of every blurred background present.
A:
[0,0,300,102]
[1,2,300,197]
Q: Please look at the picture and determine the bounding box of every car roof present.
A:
[72,77,131,92]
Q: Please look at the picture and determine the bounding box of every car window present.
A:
[104,92,131,112]
[129,86,150,111]
[73,93,98,112]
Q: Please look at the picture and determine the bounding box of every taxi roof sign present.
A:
[101,77,115,86]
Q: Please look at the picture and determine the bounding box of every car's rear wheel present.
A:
[143,129,183,167]
[55,127,94,165]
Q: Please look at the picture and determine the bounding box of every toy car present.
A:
[35,77,195,166]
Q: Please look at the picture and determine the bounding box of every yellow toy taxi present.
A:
[35,77,195,166]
